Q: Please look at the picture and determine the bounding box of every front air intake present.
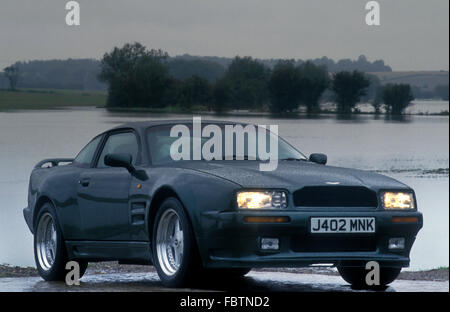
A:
[293,186,378,208]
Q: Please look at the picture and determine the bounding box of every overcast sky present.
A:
[0,0,448,71]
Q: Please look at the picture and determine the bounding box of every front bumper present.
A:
[198,210,423,268]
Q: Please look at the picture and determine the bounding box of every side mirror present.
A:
[104,153,135,173]
[309,153,327,165]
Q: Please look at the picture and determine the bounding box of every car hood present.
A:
[170,160,409,191]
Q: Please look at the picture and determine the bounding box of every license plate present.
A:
[310,217,375,233]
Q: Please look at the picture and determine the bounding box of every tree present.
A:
[298,61,330,114]
[222,56,270,110]
[363,74,382,114]
[162,78,182,108]
[268,60,302,113]
[178,75,212,110]
[331,71,370,114]
[372,86,384,114]
[3,65,19,90]
[212,78,232,113]
[168,59,225,83]
[382,84,414,115]
[98,42,170,107]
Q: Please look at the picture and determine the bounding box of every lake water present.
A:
[0,106,448,270]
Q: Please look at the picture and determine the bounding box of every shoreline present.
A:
[0,89,448,117]
[1,104,448,118]
[104,107,449,117]
[1,263,448,282]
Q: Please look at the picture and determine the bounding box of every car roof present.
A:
[111,119,249,131]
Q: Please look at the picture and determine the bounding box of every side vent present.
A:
[130,202,146,225]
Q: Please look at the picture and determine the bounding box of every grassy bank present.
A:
[0,88,107,111]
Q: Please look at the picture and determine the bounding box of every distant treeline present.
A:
[171,53,393,73]
[1,43,448,104]
[0,57,228,91]
[1,50,394,91]
[1,59,105,91]
[412,84,449,100]
[95,43,420,115]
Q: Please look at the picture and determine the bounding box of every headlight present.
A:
[382,191,415,210]
[237,191,287,209]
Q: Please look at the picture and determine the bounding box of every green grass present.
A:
[0,88,107,111]
[106,104,210,114]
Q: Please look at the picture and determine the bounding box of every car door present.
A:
[77,130,140,241]
[57,135,103,240]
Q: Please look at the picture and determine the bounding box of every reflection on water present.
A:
[323,100,449,115]
[0,107,448,270]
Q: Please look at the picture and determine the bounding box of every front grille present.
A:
[293,186,378,208]
[291,236,377,252]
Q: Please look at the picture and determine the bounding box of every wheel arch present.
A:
[33,195,56,231]
[147,186,200,255]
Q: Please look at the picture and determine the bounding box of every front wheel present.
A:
[34,203,88,281]
[337,265,401,289]
[152,197,201,287]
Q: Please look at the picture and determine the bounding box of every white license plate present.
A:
[310,217,375,233]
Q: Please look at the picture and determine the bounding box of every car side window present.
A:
[97,132,139,168]
[73,136,102,165]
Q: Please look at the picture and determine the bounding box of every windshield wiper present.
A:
[208,156,307,161]
[223,155,251,160]
[280,157,307,161]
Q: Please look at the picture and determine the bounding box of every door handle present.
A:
[79,178,90,187]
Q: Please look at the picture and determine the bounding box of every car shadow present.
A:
[24,272,393,292]
[178,274,393,292]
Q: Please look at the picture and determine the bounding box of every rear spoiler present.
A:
[34,158,74,169]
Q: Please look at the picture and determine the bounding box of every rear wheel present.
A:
[34,203,88,281]
[337,265,401,289]
[152,197,201,287]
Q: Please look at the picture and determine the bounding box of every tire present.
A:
[152,197,201,287]
[337,265,401,289]
[34,202,88,281]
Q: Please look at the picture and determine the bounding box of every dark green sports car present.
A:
[23,120,423,288]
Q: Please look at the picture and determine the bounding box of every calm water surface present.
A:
[0,107,448,270]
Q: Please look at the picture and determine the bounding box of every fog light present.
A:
[261,238,279,250]
[388,237,405,250]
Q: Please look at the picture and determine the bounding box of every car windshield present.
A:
[147,124,307,165]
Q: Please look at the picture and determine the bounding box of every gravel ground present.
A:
[1,262,448,281]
